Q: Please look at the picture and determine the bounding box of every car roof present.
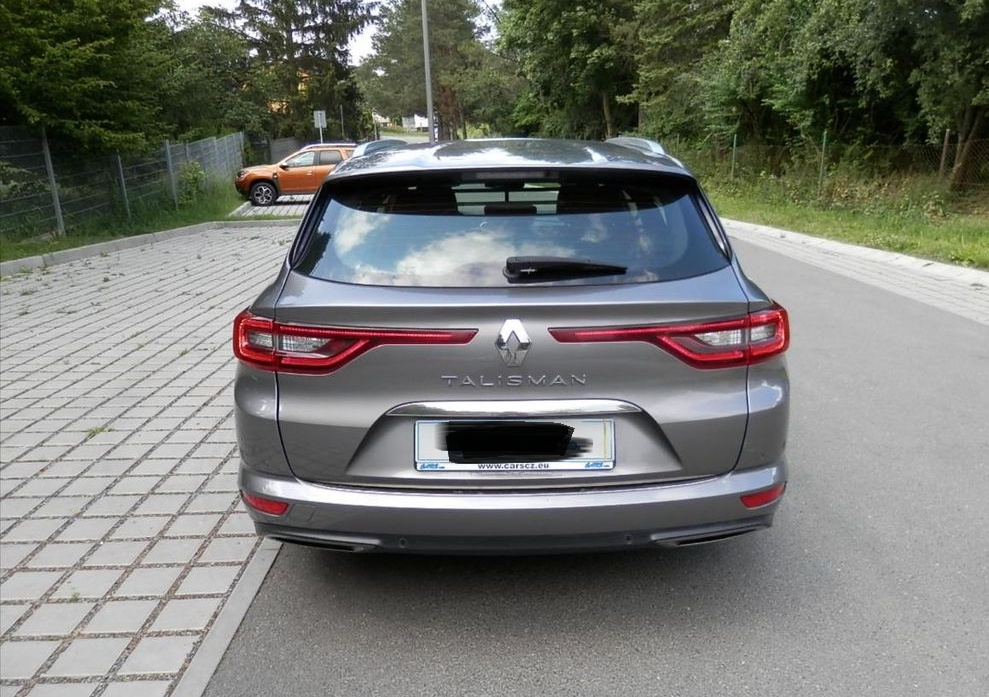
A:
[328,138,692,181]
[299,142,356,150]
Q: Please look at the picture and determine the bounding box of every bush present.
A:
[691,146,957,223]
[178,161,207,206]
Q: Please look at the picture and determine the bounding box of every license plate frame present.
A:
[414,419,615,472]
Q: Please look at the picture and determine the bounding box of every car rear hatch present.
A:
[266,273,753,490]
[240,167,781,490]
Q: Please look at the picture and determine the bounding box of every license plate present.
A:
[415,419,615,472]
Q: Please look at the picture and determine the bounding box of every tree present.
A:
[453,41,526,136]
[155,9,273,140]
[888,0,988,188]
[360,0,515,139]
[698,0,832,143]
[697,0,923,146]
[628,0,735,141]
[498,0,638,138]
[0,0,170,150]
[236,0,374,139]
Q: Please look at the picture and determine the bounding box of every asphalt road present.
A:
[203,240,989,697]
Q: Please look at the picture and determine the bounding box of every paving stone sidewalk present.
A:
[230,196,311,220]
[0,226,295,696]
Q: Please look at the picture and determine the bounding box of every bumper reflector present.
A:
[740,484,786,509]
[241,491,290,516]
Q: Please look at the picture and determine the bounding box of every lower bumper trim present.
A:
[240,460,786,554]
[254,516,773,555]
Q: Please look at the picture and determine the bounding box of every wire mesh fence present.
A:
[0,129,245,240]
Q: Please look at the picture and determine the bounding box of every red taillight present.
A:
[241,491,290,516]
[740,483,786,509]
[233,309,476,374]
[549,304,789,369]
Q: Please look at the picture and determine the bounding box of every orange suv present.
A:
[235,143,355,206]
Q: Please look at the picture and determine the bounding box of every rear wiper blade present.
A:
[504,256,627,283]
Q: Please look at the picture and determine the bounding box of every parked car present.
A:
[233,138,790,554]
[234,142,354,206]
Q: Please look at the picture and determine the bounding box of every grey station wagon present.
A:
[233,138,790,553]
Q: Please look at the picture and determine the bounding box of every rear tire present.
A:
[250,181,277,206]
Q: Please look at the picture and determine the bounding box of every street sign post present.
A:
[314,110,327,143]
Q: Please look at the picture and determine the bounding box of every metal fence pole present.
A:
[938,129,951,180]
[730,133,737,181]
[163,139,179,209]
[115,152,132,221]
[40,127,66,237]
[421,0,435,143]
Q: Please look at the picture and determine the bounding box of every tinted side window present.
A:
[296,176,728,288]
[318,150,343,165]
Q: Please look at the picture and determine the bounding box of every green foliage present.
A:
[498,0,638,138]
[698,0,846,142]
[0,1,375,148]
[0,160,49,201]
[495,0,986,190]
[358,0,519,138]
[708,179,989,268]
[454,43,527,136]
[154,11,272,141]
[0,181,242,262]
[360,0,457,120]
[177,161,207,206]
[629,0,735,141]
[898,0,989,188]
[0,0,168,150]
[236,0,373,140]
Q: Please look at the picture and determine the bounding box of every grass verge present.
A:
[0,182,244,263]
[705,183,988,270]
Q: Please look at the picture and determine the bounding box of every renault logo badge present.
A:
[496,319,531,367]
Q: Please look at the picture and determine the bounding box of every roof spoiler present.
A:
[604,136,668,156]
[605,136,686,168]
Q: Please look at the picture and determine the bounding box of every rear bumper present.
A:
[239,460,786,554]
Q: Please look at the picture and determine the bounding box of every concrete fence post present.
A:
[40,127,66,237]
[164,139,179,209]
[115,153,132,221]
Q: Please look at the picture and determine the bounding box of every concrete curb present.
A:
[724,218,989,286]
[172,539,282,697]
[0,220,298,278]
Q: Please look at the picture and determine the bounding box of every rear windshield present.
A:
[294,175,729,287]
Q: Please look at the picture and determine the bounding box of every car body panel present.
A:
[273,266,754,488]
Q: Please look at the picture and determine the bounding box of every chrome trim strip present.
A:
[386,399,641,418]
